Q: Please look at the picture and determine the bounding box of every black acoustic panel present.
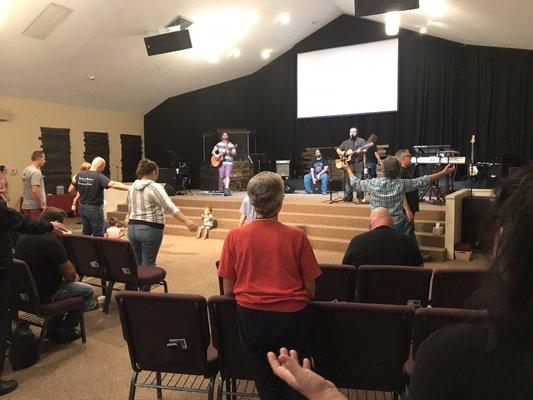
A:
[144,30,192,56]
[355,0,419,16]
[40,127,72,194]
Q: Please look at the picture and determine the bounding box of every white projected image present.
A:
[297,39,398,118]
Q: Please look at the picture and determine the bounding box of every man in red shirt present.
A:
[219,172,322,400]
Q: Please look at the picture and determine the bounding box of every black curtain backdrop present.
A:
[144,15,533,186]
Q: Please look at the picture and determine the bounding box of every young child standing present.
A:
[196,207,214,240]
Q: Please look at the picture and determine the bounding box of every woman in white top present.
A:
[127,159,197,266]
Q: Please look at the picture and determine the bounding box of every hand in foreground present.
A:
[185,220,198,232]
[267,348,346,400]
[443,164,456,174]
[51,221,70,235]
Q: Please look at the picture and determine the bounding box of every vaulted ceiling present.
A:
[1,0,532,114]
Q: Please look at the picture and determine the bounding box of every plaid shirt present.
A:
[127,180,180,226]
[350,175,429,224]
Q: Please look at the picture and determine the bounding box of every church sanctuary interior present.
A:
[1,0,533,399]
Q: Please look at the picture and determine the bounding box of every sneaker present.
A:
[0,379,18,396]
[223,189,231,196]
[343,197,353,203]
[321,192,328,195]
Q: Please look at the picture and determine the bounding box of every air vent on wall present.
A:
[22,3,73,40]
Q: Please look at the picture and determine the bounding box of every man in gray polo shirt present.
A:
[21,150,47,220]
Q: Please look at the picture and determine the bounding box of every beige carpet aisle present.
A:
[3,233,490,400]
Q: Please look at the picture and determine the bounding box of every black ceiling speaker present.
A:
[355,0,419,17]
[144,30,192,56]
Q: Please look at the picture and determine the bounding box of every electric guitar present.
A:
[335,142,374,169]
[211,143,238,168]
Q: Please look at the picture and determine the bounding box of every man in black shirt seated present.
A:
[304,149,329,195]
[342,207,423,267]
[15,207,95,343]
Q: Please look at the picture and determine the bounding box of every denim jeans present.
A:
[393,218,407,234]
[304,173,328,194]
[345,164,364,200]
[366,162,377,178]
[128,224,164,266]
[49,281,95,311]
[79,203,104,237]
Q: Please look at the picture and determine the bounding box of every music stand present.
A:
[316,147,343,204]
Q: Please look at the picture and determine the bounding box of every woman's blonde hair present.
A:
[247,172,284,217]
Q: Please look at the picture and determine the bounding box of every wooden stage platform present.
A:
[109,190,447,261]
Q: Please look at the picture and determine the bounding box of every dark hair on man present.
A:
[367,134,378,144]
[108,216,118,226]
[40,207,67,223]
[467,166,533,354]
[0,165,5,173]
[382,156,401,179]
[31,150,44,161]
[136,158,158,179]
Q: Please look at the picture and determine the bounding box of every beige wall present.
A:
[0,96,143,208]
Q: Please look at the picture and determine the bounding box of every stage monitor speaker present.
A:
[157,167,177,187]
[163,184,176,196]
[355,0,419,17]
[144,30,192,56]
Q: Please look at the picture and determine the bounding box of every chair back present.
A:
[116,292,212,375]
[431,268,485,308]
[8,259,42,314]
[207,295,253,380]
[214,260,224,295]
[311,301,414,392]
[412,307,487,359]
[315,264,357,302]
[99,238,139,284]
[63,235,107,279]
[358,265,432,306]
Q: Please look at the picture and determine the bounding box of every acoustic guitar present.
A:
[211,144,238,168]
[335,142,374,169]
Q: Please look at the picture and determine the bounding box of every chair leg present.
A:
[212,376,220,400]
[78,308,86,343]
[100,278,107,296]
[231,378,237,400]
[162,280,168,293]
[129,371,138,400]
[156,371,162,399]
[38,318,49,358]
[103,281,114,314]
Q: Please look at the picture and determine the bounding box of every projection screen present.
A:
[297,38,399,119]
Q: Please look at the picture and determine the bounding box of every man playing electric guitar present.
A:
[212,132,237,196]
[336,127,366,203]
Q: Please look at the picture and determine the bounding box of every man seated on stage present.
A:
[343,156,455,233]
[212,132,237,196]
[304,149,329,195]
[15,207,95,343]
[342,207,423,267]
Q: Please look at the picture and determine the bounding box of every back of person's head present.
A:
[395,149,410,160]
[136,158,158,179]
[369,207,393,230]
[367,134,378,143]
[0,165,5,174]
[80,162,91,171]
[468,166,533,350]
[382,156,401,179]
[31,150,44,162]
[91,157,106,172]
[116,221,124,228]
[40,207,67,223]
[247,172,284,218]
[108,216,118,226]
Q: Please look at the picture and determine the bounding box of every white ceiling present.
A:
[1,0,532,115]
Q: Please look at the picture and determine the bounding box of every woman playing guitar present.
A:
[211,132,237,196]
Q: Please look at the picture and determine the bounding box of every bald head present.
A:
[90,157,106,173]
[369,207,393,230]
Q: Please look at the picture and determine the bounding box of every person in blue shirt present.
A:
[304,149,329,195]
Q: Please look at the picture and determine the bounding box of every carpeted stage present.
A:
[109,190,447,261]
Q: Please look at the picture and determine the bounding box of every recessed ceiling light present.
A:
[419,26,428,34]
[261,49,272,59]
[384,11,400,36]
[276,12,290,25]
[230,48,241,58]
[88,75,96,81]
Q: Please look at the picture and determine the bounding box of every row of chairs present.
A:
[313,263,486,308]
[59,234,168,313]
[117,291,487,400]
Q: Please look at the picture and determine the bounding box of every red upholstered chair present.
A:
[99,238,168,313]
[115,292,218,400]
[207,295,258,398]
[357,265,432,307]
[311,301,414,399]
[430,268,486,308]
[61,234,108,295]
[8,259,86,356]
[315,264,358,302]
